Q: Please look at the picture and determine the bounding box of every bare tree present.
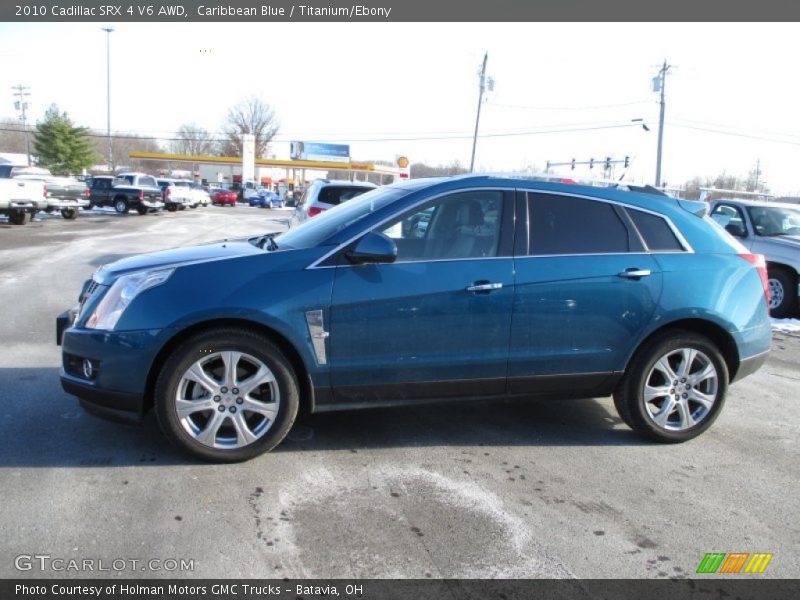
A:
[0,118,31,155]
[219,96,279,158]
[170,123,214,156]
[90,133,164,172]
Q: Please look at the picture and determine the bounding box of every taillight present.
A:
[308,206,326,218]
[43,184,48,198]
[83,187,90,198]
[138,191,144,201]
[739,253,770,307]
[166,187,171,197]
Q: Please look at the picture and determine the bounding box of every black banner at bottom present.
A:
[3,579,800,600]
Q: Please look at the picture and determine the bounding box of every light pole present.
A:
[469,52,494,173]
[102,27,114,171]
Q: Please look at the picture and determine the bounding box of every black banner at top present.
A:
[3,0,800,22]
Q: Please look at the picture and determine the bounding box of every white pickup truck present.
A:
[0,165,46,225]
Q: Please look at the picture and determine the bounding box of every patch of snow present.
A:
[771,318,800,335]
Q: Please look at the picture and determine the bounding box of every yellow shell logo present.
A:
[397,156,409,169]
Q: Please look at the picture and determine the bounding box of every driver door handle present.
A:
[618,269,652,279]
[466,282,503,293]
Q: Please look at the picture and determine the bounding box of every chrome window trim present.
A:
[305,187,517,269]
[305,186,693,270]
[524,189,695,255]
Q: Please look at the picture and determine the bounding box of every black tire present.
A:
[768,267,797,318]
[614,330,729,443]
[154,328,300,462]
[61,208,78,220]
[114,198,129,214]
[166,204,177,212]
[8,210,31,225]
[136,206,148,215]
[178,204,186,211]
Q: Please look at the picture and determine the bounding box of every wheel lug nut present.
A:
[236,397,243,404]
[217,405,225,412]
[682,393,688,398]
[670,389,675,394]
[220,386,228,393]
[232,388,239,394]
[213,395,221,402]
[229,406,237,413]
[680,378,686,383]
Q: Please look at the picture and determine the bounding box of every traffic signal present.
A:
[571,158,575,170]
[589,158,594,169]
[624,156,630,168]
[604,157,611,170]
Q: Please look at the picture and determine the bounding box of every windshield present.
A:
[747,205,800,237]
[276,186,410,249]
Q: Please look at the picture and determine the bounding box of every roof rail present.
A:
[454,171,666,195]
[697,187,775,202]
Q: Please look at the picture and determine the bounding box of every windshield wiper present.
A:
[256,233,280,251]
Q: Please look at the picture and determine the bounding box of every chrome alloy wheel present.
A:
[768,277,784,311]
[176,351,280,449]
[643,348,718,431]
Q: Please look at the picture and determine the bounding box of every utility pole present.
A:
[469,52,489,173]
[102,27,114,171]
[653,60,671,187]
[11,84,32,166]
[753,158,761,191]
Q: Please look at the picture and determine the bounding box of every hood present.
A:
[95,238,263,283]
[770,234,800,248]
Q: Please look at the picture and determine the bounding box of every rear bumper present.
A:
[732,349,770,383]
[47,199,90,209]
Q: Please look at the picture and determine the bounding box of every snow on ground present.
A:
[772,318,800,335]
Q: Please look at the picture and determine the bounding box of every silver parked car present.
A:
[291,179,377,226]
[710,198,800,317]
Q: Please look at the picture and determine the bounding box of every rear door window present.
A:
[528,194,632,255]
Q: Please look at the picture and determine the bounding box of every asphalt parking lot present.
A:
[0,205,798,579]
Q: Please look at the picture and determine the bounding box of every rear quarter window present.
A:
[318,186,373,206]
[627,208,684,251]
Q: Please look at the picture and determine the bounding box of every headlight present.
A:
[85,268,174,330]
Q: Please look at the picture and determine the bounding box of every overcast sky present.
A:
[1,22,799,193]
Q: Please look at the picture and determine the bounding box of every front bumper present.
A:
[58,315,161,424]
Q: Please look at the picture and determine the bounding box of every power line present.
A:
[491,99,653,111]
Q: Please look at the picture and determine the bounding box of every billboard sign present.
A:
[290,141,350,163]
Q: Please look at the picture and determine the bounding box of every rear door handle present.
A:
[618,268,652,279]
[466,282,503,293]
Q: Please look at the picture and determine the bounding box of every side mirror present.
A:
[725,223,747,238]
[346,231,397,265]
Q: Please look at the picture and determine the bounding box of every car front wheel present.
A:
[154,328,299,462]
[614,331,728,443]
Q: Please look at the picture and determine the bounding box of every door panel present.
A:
[509,254,662,391]
[330,259,514,400]
[328,189,515,402]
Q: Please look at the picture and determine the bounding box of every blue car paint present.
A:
[59,175,772,421]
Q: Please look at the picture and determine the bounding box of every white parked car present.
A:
[291,180,377,226]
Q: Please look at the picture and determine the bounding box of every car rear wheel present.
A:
[114,198,129,214]
[768,268,797,318]
[154,329,299,462]
[60,208,78,220]
[614,331,728,443]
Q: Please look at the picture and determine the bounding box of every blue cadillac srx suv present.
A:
[57,175,772,461]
